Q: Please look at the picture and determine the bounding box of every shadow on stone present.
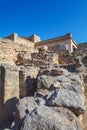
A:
[0,97,19,129]
[25,76,37,96]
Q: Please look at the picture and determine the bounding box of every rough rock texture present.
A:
[47,88,85,115]
[37,72,84,96]
[82,75,87,130]
[75,56,86,73]
[37,75,61,90]
[14,97,38,119]
[21,106,82,130]
[29,52,58,67]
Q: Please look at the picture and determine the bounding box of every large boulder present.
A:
[37,73,83,95]
[47,88,85,115]
[21,106,82,130]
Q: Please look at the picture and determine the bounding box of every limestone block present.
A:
[0,64,19,119]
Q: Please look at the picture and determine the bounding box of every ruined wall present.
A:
[29,34,41,43]
[15,37,34,48]
[29,51,58,67]
[0,64,19,119]
[19,66,40,98]
[5,33,18,41]
[3,65,19,103]
[0,39,38,64]
[5,33,34,48]
[0,64,40,119]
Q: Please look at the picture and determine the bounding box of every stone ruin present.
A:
[0,32,87,130]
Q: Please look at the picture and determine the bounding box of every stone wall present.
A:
[29,34,41,43]
[28,51,58,67]
[0,34,87,129]
[19,66,40,97]
[0,64,19,119]
[0,64,40,120]
[5,33,18,41]
[0,39,38,64]
[5,33,34,48]
[15,37,34,47]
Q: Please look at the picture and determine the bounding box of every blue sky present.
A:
[0,0,87,43]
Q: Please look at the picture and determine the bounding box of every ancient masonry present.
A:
[0,32,78,118]
[0,32,87,128]
[5,32,77,52]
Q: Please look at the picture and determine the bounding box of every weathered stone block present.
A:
[0,64,19,119]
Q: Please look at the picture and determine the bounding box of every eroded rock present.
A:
[47,88,86,115]
[21,106,82,130]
